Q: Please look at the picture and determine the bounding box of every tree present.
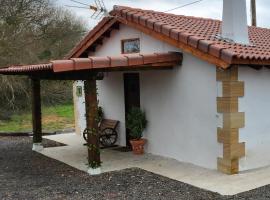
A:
[0,0,87,117]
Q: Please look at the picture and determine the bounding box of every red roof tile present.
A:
[54,52,182,72]
[68,6,270,68]
[0,52,182,74]
[0,63,52,74]
[110,6,270,66]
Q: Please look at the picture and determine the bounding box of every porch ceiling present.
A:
[0,52,182,80]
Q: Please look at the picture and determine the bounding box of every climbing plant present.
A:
[84,78,101,169]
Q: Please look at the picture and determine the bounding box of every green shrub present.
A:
[126,107,147,140]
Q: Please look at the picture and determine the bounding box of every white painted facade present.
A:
[73,81,86,136]
[74,24,223,169]
[140,56,221,169]
[239,67,270,171]
[74,23,270,171]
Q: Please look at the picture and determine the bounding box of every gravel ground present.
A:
[0,136,270,200]
[42,138,66,148]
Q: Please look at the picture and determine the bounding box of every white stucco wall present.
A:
[239,67,270,171]
[73,81,86,135]
[92,24,181,146]
[75,24,221,169]
[140,54,221,169]
[97,72,126,146]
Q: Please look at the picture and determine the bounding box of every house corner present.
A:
[216,66,246,174]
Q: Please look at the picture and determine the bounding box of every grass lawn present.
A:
[0,104,74,132]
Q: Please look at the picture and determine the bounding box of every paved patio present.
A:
[42,133,270,196]
[1,136,224,200]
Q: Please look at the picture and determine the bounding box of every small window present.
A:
[121,38,140,54]
[76,86,83,97]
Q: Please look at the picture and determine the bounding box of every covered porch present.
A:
[0,52,182,175]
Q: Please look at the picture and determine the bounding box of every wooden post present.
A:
[217,66,245,174]
[84,79,101,175]
[251,0,257,26]
[31,78,43,151]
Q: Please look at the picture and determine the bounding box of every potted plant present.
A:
[126,107,147,155]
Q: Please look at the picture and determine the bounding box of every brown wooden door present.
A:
[124,73,140,146]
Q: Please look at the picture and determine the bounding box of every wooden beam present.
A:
[10,61,179,80]
[84,79,101,173]
[73,19,117,58]
[249,65,263,70]
[102,31,111,38]
[88,46,96,52]
[95,39,103,46]
[233,58,270,66]
[31,78,42,144]
[28,71,104,81]
[88,22,120,52]
[112,22,120,30]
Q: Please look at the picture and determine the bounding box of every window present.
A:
[76,86,83,97]
[121,38,140,54]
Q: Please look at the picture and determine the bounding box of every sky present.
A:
[57,0,270,29]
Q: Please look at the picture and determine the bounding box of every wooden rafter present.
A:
[71,19,118,58]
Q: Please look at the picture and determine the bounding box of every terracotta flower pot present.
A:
[130,138,147,155]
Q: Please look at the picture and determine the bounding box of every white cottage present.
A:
[68,0,270,175]
[1,0,270,175]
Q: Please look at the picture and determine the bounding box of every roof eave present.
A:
[66,17,117,59]
[231,58,270,66]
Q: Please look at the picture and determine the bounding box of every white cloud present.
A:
[57,0,270,29]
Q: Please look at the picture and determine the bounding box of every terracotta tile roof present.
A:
[54,52,182,72]
[110,6,270,67]
[0,52,182,75]
[0,63,52,74]
[68,6,270,68]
